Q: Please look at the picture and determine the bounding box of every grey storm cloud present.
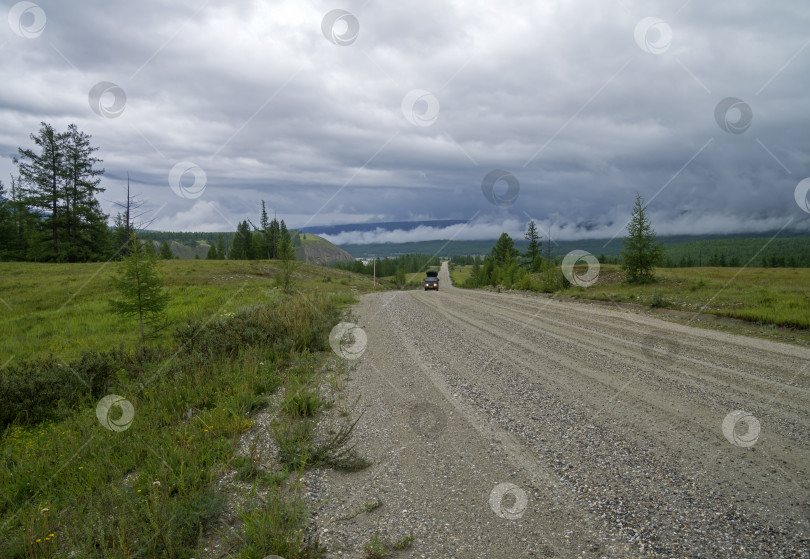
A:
[1,0,808,241]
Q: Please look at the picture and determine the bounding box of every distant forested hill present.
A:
[140,230,352,264]
[339,234,810,267]
[141,230,235,247]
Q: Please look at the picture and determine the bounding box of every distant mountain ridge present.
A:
[299,219,468,236]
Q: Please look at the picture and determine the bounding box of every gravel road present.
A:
[307,262,809,558]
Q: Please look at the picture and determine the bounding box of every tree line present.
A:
[216,202,296,261]
[1,123,301,263]
[333,253,440,277]
[459,193,663,289]
[1,123,108,261]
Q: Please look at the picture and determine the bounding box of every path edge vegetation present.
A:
[0,265,374,557]
[448,192,809,339]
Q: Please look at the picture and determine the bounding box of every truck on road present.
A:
[424,270,439,291]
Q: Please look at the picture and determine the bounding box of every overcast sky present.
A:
[2,0,809,243]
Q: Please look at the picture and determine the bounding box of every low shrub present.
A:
[649,292,671,308]
[0,347,153,428]
[539,266,567,293]
[175,296,342,359]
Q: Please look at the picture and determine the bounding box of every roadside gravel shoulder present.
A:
[305,263,809,558]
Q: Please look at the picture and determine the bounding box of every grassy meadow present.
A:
[1,259,386,361]
[450,264,810,334]
[0,259,385,558]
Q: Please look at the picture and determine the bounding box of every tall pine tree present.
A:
[216,233,227,260]
[278,219,294,260]
[230,220,253,259]
[621,193,663,283]
[524,220,542,271]
[14,123,108,261]
[15,123,64,259]
[63,124,106,260]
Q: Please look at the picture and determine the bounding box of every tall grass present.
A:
[450,264,810,332]
[0,260,367,361]
[563,265,810,330]
[0,277,357,557]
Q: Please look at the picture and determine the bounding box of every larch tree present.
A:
[621,193,664,283]
[159,241,173,260]
[15,123,64,258]
[110,233,170,339]
[524,220,542,270]
[14,122,109,261]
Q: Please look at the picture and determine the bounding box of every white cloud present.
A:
[1,0,807,237]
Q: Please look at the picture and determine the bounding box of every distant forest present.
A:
[340,235,810,268]
[333,253,440,276]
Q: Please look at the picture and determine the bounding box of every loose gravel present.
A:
[303,263,810,558]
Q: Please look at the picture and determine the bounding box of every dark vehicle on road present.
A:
[424,270,439,291]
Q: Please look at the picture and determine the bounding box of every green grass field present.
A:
[447,264,473,286]
[1,259,380,557]
[0,260,383,361]
[450,264,810,332]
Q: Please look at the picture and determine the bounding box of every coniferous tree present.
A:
[269,216,280,258]
[491,233,517,267]
[110,233,170,339]
[230,220,253,259]
[524,221,541,261]
[206,244,218,260]
[14,123,109,261]
[111,174,153,258]
[143,240,157,257]
[0,181,14,260]
[159,241,173,259]
[257,201,271,259]
[4,176,35,260]
[394,267,406,289]
[15,123,65,259]
[278,219,294,260]
[524,220,543,271]
[216,233,227,260]
[62,124,106,260]
[469,257,481,286]
[621,193,663,283]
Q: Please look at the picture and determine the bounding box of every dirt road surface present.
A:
[308,262,809,558]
